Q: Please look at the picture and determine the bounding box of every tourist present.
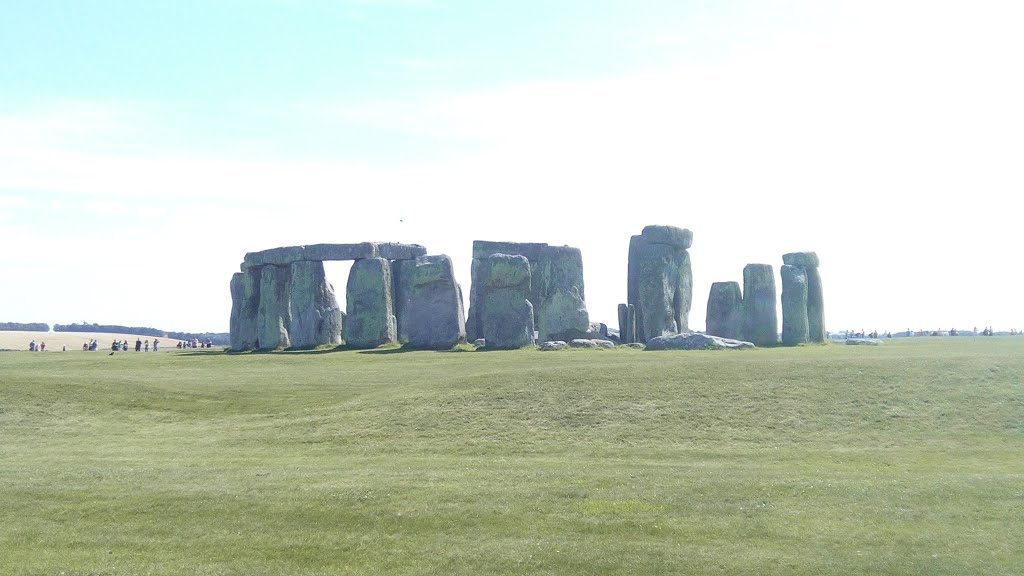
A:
[135,338,142,352]
[40,342,45,351]
[153,339,159,352]
[29,340,36,352]
[144,340,150,352]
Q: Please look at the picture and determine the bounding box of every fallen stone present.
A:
[846,338,883,346]
[541,341,568,350]
[645,332,756,350]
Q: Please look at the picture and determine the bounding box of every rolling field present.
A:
[1,338,1022,575]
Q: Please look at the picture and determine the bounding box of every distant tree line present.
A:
[54,323,165,337]
[51,322,229,345]
[0,322,50,331]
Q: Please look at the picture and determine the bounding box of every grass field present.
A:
[1,337,1021,575]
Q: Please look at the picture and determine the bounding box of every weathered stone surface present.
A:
[805,266,826,343]
[465,257,487,342]
[229,268,260,350]
[256,265,292,350]
[472,338,486,347]
[345,258,397,348]
[782,251,820,268]
[640,225,693,249]
[472,240,548,261]
[244,246,305,270]
[377,242,428,260]
[705,281,742,340]
[485,253,532,289]
[569,338,599,348]
[645,332,755,350]
[595,339,615,348]
[482,254,535,349]
[741,263,778,346]
[393,255,465,349]
[482,289,535,349]
[541,341,568,350]
[535,246,589,342]
[301,243,377,262]
[846,338,883,346]
[780,265,809,346]
[628,232,693,342]
[289,260,344,349]
[617,303,636,344]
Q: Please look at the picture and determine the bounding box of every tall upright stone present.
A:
[289,260,344,349]
[535,246,589,342]
[617,303,636,344]
[741,263,777,346]
[780,265,809,346]
[482,253,535,349]
[346,257,397,348]
[627,225,693,343]
[229,268,262,351]
[783,252,826,343]
[256,264,292,350]
[706,281,743,340]
[393,255,466,349]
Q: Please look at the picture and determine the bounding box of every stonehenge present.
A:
[230,242,468,351]
[626,225,693,342]
[230,230,826,352]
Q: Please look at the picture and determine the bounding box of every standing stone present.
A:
[627,226,693,342]
[741,263,777,346]
[482,254,535,349]
[346,257,397,348]
[229,269,262,351]
[783,252,826,343]
[289,260,344,349]
[465,256,487,343]
[780,265,809,346]
[706,281,743,340]
[617,303,636,344]
[393,255,466,349]
[535,246,589,342]
[256,265,292,350]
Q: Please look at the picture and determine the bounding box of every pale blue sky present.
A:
[2,1,1022,334]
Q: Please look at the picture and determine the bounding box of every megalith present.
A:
[345,257,397,348]
[706,281,743,340]
[467,240,588,344]
[617,303,637,344]
[783,252,826,343]
[289,260,344,349]
[780,265,809,346]
[741,263,777,346]
[393,254,466,349]
[256,264,292,350]
[535,246,589,342]
[627,225,693,343]
[481,253,535,349]
[229,268,262,350]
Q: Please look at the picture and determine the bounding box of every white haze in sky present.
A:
[1,1,1021,334]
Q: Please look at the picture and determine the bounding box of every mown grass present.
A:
[1,338,1022,575]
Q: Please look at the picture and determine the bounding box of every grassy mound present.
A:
[1,338,1021,574]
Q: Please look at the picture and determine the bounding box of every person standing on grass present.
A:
[153,338,159,352]
[135,338,142,352]
[144,340,150,352]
